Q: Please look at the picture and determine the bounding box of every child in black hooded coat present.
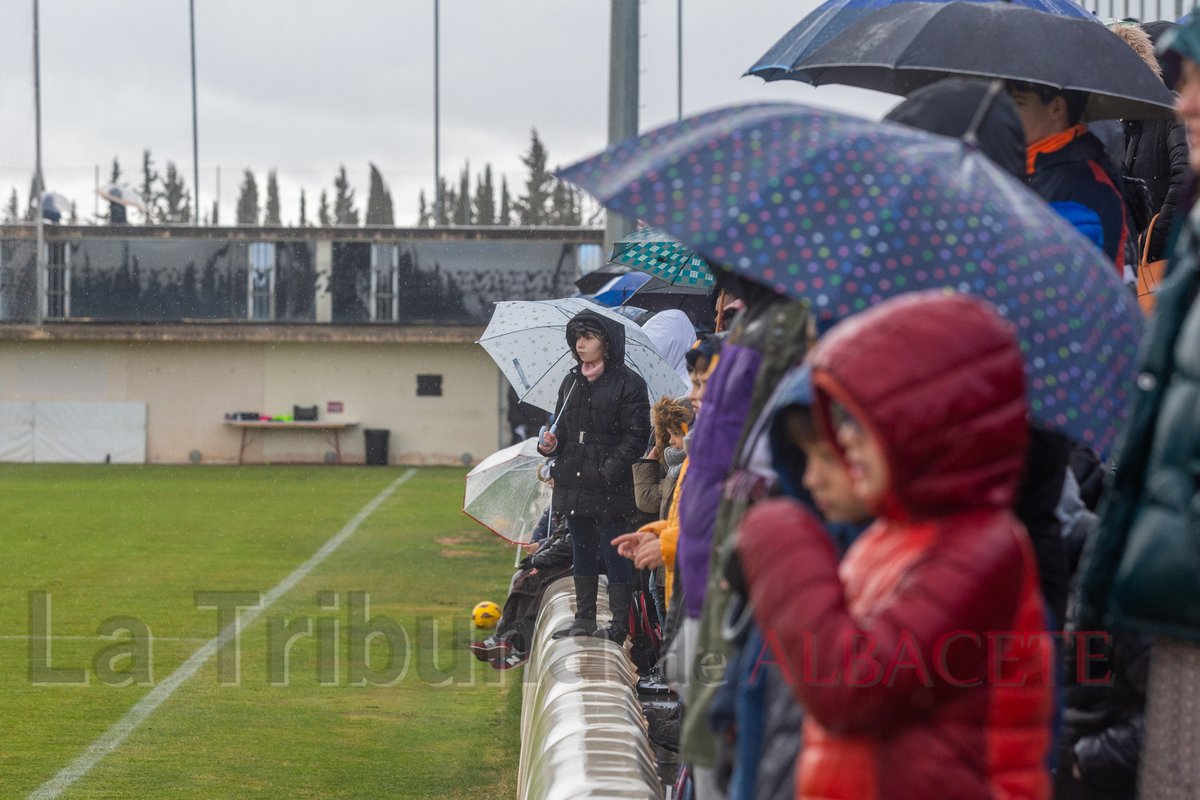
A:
[538,308,651,642]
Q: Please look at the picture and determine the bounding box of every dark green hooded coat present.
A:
[1077,199,1200,641]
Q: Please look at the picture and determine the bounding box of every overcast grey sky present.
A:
[0,1,901,226]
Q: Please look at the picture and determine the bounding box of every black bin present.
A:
[364,429,390,466]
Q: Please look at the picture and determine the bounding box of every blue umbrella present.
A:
[588,271,652,306]
[557,103,1142,456]
[748,0,1099,84]
[610,227,716,289]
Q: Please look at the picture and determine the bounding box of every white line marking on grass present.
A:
[1,636,212,643]
[27,469,417,800]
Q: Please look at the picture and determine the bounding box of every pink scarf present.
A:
[581,359,605,382]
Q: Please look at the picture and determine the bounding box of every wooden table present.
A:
[224,420,359,464]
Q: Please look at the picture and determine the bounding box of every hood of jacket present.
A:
[884,78,1026,182]
[1144,20,1182,90]
[641,309,696,385]
[757,363,814,503]
[809,292,1029,521]
[566,307,626,370]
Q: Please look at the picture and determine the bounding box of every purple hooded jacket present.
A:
[675,342,762,619]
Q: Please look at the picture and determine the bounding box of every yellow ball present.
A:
[472,601,501,629]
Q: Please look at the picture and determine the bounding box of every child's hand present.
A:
[612,530,655,560]
[633,537,664,570]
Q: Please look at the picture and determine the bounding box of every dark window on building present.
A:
[275,242,316,321]
[371,244,397,322]
[64,238,249,321]
[331,241,370,322]
[248,242,275,321]
[417,374,443,397]
[45,242,69,319]
[0,235,581,324]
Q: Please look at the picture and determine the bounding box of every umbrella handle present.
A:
[512,357,532,391]
[547,379,577,438]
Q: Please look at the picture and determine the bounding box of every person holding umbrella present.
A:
[1006,81,1132,274]
[538,309,651,643]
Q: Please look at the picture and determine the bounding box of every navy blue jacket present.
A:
[1029,130,1129,270]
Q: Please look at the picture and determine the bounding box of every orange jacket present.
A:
[638,457,688,609]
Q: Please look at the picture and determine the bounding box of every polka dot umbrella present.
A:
[556,103,1143,456]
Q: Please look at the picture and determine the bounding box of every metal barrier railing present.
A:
[1075,0,1197,20]
[517,576,661,800]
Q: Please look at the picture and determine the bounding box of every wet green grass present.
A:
[0,465,521,799]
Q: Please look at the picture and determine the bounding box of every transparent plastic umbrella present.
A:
[463,438,552,545]
[478,297,691,414]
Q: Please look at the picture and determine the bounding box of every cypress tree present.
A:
[366,163,394,225]
[139,149,160,223]
[453,163,471,225]
[550,177,580,225]
[236,170,259,225]
[516,129,552,225]
[435,177,454,225]
[474,164,495,225]
[161,162,191,223]
[264,170,281,225]
[4,188,18,223]
[318,190,330,226]
[418,190,431,226]
[298,189,307,227]
[332,166,359,225]
[498,177,512,226]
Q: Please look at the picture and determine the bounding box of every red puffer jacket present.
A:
[738,293,1053,800]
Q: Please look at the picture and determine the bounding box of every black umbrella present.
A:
[795,1,1175,121]
[626,278,716,331]
[574,263,632,294]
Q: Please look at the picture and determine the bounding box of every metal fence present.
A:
[1076,0,1198,20]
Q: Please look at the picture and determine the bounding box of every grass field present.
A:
[0,465,522,799]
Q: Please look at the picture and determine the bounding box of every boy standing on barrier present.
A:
[538,309,651,644]
[737,293,1054,800]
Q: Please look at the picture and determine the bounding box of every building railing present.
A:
[0,225,603,327]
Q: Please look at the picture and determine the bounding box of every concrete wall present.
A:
[0,339,503,465]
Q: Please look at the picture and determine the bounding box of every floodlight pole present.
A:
[434,0,440,219]
[605,0,639,251]
[34,0,44,325]
[190,0,200,224]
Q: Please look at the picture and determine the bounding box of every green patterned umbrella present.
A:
[609,227,715,289]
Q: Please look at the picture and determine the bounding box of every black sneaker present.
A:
[551,618,597,639]
[491,649,529,671]
[469,634,511,662]
[644,704,682,752]
[590,625,629,644]
[636,670,675,696]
